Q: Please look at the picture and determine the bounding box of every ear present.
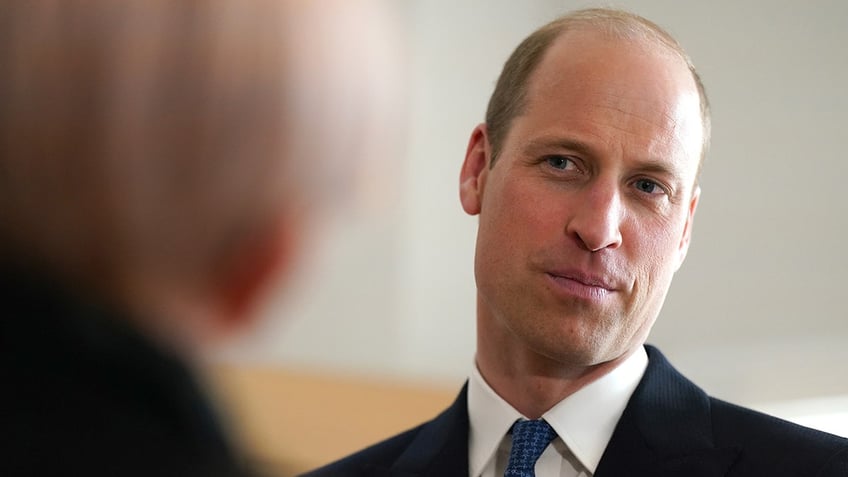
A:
[675,185,701,270]
[214,215,299,334]
[459,123,492,216]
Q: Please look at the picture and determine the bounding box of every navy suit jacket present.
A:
[303,346,848,477]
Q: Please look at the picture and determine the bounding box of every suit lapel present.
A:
[363,346,741,477]
[366,383,470,477]
[595,346,740,477]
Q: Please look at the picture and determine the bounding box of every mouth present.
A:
[544,270,616,301]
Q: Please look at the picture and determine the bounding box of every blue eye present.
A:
[545,156,573,170]
[635,179,662,194]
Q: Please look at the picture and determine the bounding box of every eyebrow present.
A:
[523,136,597,158]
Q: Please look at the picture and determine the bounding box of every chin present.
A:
[532,327,629,368]
[531,334,600,366]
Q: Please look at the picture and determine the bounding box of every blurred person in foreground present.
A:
[0,1,399,475]
[304,8,848,477]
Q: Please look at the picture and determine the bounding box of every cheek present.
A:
[625,214,686,297]
[499,177,566,232]
[481,178,542,239]
[475,177,561,279]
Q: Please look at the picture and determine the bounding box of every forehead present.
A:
[516,29,703,166]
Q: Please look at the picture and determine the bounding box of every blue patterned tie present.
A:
[504,419,557,477]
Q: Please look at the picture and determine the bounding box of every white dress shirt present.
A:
[468,347,648,477]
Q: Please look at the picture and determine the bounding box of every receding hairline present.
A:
[562,9,691,59]
[485,8,711,172]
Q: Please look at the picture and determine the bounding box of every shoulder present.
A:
[637,346,848,475]
[299,424,425,477]
[709,398,848,475]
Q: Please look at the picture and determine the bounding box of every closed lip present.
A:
[545,269,618,291]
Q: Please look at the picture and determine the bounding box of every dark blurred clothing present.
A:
[0,268,254,476]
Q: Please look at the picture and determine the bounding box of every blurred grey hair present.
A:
[0,0,298,298]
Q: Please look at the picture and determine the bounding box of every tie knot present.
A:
[504,419,557,477]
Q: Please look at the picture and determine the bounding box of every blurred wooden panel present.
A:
[208,365,458,475]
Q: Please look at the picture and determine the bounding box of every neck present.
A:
[120,277,220,360]
[476,315,637,419]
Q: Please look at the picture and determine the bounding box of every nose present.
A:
[566,182,623,252]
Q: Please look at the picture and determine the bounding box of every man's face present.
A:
[461,30,703,367]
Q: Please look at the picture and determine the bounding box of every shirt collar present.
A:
[468,360,522,477]
[467,346,648,476]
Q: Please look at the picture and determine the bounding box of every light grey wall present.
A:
[220,0,848,411]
